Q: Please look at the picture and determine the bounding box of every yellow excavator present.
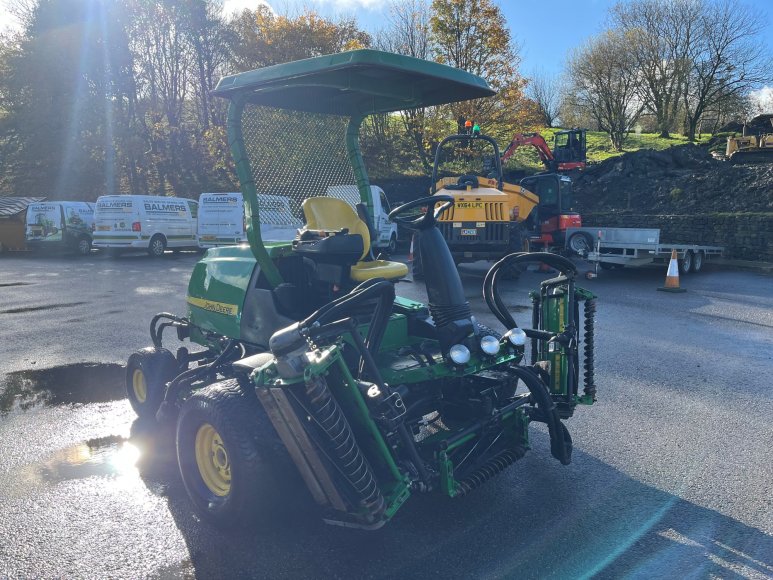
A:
[726,120,773,164]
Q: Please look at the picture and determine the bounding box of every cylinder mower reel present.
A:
[123,49,599,531]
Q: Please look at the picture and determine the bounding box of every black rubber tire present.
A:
[568,232,593,256]
[387,234,398,255]
[176,380,297,529]
[691,250,704,273]
[680,250,693,274]
[126,347,178,420]
[76,237,92,256]
[148,235,166,257]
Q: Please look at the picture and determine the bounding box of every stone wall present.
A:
[582,212,773,262]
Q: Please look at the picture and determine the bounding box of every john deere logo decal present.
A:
[187,296,238,316]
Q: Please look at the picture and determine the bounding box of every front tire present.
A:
[126,347,178,420]
[148,235,166,257]
[176,380,293,528]
[77,237,92,256]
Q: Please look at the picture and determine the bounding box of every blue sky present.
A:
[219,0,772,79]
[3,0,771,91]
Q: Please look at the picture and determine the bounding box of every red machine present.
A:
[501,129,587,173]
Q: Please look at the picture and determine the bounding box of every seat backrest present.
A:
[301,197,371,261]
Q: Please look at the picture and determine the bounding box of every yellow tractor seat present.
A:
[301,197,408,282]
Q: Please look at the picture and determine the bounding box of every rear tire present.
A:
[148,235,166,257]
[176,380,295,529]
[126,347,178,420]
[691,250,704,273]
[680,250,693,274]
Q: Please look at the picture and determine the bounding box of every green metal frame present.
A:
[214,49,495,289]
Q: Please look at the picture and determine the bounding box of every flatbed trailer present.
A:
[565,227,723,275]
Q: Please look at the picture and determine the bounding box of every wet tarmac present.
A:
[0,253,771,578]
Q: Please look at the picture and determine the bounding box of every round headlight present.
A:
[448,344,471,365]
[506,328,527,346]
[480,335,500,355]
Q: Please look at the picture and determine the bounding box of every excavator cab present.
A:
[552,129,587,168]
[519,173,580,247]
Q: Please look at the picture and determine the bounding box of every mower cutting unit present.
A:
[126,50,598,530]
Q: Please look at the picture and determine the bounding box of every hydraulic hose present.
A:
[483,252,576,331]
[508,366,572,465]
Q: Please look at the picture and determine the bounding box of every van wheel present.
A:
[148,235,166,257]
[387,234,398,255]
[77,237,92,256]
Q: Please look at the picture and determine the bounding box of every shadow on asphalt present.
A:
[127,419,773,579]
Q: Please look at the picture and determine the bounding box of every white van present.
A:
[326,185,398,253]
[197,192,303,248]
[25,201,95,255]
[198,193,247,248]
[93,195,198,257]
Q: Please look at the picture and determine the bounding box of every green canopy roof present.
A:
[212,49,495,115]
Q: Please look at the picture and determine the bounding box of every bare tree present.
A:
[527,67,561,127]
[611,0,700,138]
[568,30,646,151]
[681,0,772,141]
[375,0,434,171]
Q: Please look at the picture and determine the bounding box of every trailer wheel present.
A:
[176,380,297,528]
[680,250,693,274]
[568,232,593,256]
[691,251,704,273]
[126,347,178,420]
[148,235,166,257]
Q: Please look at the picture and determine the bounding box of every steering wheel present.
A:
[444,174,480,191]
[388,195,455,231]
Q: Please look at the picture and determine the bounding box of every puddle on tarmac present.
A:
[0,362,125,416]
[25,435,140,484]
[22,423,179,489]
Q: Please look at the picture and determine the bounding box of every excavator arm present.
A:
[501,133,556,171]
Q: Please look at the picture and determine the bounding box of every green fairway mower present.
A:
[126,50,598,530]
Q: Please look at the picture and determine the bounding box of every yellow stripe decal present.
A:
[187,296,239,316]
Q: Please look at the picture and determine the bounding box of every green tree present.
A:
[1,0,137,199]
[429,0,538,140]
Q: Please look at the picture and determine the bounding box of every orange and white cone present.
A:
[657,250,686,293]
[408,236,414,262]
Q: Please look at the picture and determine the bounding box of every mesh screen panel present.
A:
[435,138,499,182]
[241,104,360,223]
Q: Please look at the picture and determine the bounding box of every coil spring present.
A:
[429,301,472,329]
[456,447,526,496]
[305,376,386,520]
[583,299,597,400]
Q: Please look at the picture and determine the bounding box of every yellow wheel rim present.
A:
[194,423,231,497]
[132,369,147,403]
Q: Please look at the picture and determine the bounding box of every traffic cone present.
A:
[657,250,686,293]
[408,236,414,263]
